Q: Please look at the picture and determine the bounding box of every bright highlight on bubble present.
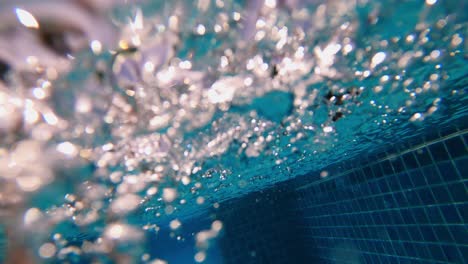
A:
[57,142,78,157]
[265,0,277,8]
[15,8,39,29]
[371,52,386,68]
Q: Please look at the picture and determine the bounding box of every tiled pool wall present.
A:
[291,127,467,264]
[215,187,304,264]
[216,126,467,263]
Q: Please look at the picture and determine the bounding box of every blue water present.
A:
[0,0,466,263]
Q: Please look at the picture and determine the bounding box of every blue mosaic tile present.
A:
[429,141,451,162]
[414,147,433,166]
[439,204,462,224]
[448,225,468,245]
[428,244,448,262]
[444,136,467,159]
[441,244,464,263]
[430,185,453,204]
[448,182,467,203]
[454,157,468,179]
[402,152,419,170]
[437,160,460,182]
[426,207,445,224]
[422,165,443,184]
[432,225,454,243]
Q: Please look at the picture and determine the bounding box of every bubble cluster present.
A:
[0,0,465,262]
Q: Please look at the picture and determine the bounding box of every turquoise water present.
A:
[0,0,466,263]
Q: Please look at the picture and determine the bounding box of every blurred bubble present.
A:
[38,243,56,258]
[24,207,43,227]
[104,223,143,241]
[110,193,141,215]
[169,219,181,230]
[162,188,177,203]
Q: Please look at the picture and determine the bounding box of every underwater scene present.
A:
[0,0,466,263]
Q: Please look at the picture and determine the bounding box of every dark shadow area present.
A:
[214,183,311,264]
